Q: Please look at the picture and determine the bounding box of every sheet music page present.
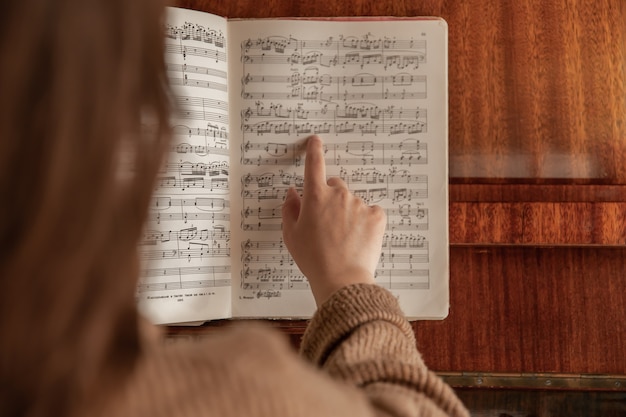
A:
[228,18,449,319]
[137,8,232,324]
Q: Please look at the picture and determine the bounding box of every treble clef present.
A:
[242,107,253,121]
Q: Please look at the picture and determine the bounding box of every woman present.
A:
[0,0,468,416]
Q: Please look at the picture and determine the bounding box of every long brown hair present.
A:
[0,0,171,415]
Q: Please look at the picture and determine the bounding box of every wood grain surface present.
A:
[169,0,626,380]
[421,246,626,374]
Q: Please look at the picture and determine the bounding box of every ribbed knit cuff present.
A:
[300,284,414,366]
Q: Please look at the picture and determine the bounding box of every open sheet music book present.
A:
[136,6,449,324]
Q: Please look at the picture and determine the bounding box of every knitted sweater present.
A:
[95,284,469,417]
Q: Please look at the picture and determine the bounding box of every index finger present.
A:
[303,135,327,196]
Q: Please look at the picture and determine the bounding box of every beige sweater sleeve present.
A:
[300,284,469,417]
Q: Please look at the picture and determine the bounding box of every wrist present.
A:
[309,267,375,307]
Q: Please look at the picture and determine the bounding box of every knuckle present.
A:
[370,205,387,221]
[326,176,346,188]
[334,190,350,205]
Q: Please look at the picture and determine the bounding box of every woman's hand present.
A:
[281,135,387,306]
